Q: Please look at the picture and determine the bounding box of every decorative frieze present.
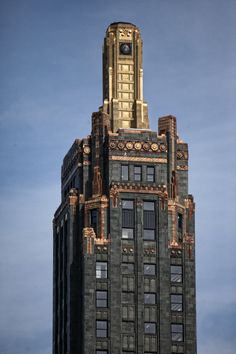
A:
[109,140,167,153]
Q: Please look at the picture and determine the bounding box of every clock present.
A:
[120,43,132,55]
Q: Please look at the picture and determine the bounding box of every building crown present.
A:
[101,22,149,132]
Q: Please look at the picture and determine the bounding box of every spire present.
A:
[101,22,149,132]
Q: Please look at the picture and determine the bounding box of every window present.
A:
[122,200,134,239]
[171,294,183,312]
[90,209,98,233]
[144,264,156,276]
[96,262,108,279]
[171,266,182,283]
[177,213,183,241]
[96,351,108,354]
[121,165,129,181]
[96,291,108,307]
[147,166,155,182]
[171,324,183,342]
[143,201,155,240]
[144,293,156,305]
[144,322,156,334]
[177,213,183,231]
[96,320,107,337]
[134,166,142,181]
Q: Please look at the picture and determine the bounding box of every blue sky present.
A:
[0,0,235,353]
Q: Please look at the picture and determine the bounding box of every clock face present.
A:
[120,43,132,55]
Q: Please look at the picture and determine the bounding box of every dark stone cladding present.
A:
[52,111,197,354]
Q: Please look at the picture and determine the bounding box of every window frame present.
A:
[96,261,108,279]
[134,165,142,181]
[96,320,108,338]
[144,293,156,305]
[147,166,155,182]
[121,165,129,181]
[144,264,156,276]
[143,201,156,240]
[171,323,184,342]
[171,294,183,312]
[90,209,98,233]
[170,265,183,283]
[144,322,156,334]
[122,200,134,239]
[96,290,108,308]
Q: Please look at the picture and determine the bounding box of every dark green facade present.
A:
[53,23,196,354]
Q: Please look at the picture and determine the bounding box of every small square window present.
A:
[143,229,155,240]
[144,264,156,276]
[147,166,155,182]
[171,294,183,312]
[144,322,156,334]
[122,228,134,239]
[144,293,156,304]
[134,166,142,181]
[171,266,182,283]
[96,291,108,307]
[96,320,108,338]
[96,262,108,279]
[171,324,183,342]
[121,165,129,181]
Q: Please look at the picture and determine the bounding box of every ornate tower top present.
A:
[101,22,149,132]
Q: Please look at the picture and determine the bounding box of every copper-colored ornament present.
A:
[159,144,166,152]
[126,142,133,150]
[151,143,158,151]
[134,142,142,150]
[143,143,150,151]
[109,141,116,149]
[118,142,125,150]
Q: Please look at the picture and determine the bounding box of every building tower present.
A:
[53,22,197,354]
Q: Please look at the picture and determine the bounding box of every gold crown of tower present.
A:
[101,22,149,132]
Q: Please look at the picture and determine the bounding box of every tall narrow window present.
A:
[170,266,182,283]
[121,165,129,181]
[96,262,108,279]
[96,291,108,307]
[171,324,183,341]
[147,166,155,182]
[134,166,142,181]
[122,200,134,239]
[177,213,183,241]
[171,294,183,312]
[90,209,98,233]
[143,201,155,240]
[96,320,108,337]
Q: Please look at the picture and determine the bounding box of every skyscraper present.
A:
[53,22,196,354]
